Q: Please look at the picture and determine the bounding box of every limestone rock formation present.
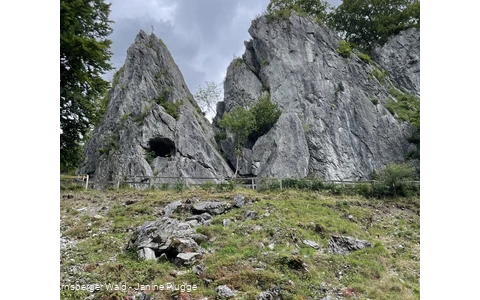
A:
[77,30,232,184]
[372,27,420,96]
[215,13,416,180]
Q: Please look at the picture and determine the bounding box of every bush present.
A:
[175,181,185,192]
[370,68,388,83]
[371,97,379,105]
[336,41,352,58]
[357,53,371,63]
[386,89,420,127]
[249,92,282,142]
[372,163,417,197]
[155,96,182,120]
[200,181,215,192]
[216,181,235,192]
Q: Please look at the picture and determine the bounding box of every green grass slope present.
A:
[60,188,419,300]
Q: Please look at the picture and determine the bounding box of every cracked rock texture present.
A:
[372,27,420,96]
[215,13,416,180]
[77,30,232,184]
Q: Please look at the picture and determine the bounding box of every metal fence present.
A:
[60,174,419,191]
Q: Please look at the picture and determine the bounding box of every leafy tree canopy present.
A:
[328,0,420,51]
[60,0,113,172]
[266,0,331,23]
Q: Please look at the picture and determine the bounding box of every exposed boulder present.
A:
[328,235,372,255]
[77,30,232,185]
[256,286,281,300]
[215,13,415,180]
[192,201,231,215]
[216,285,235,299]
[128,216,203,260]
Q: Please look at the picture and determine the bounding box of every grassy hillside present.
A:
[60,188,419,299]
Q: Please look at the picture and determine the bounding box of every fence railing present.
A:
[60,174,419,191]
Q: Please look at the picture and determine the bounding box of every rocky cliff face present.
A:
[372,27,420,96]
[215,13,417,180]
[77,31,232,184]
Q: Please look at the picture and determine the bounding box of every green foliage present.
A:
[60,0,113,172]
[328,0,420,51]
[220,106,256,151]
[232,57,243,68]
[120,112,130,124]
[371,97,379,105]
[154,96,182,120]
[133,104,152,124]
[266,0,331,24]
[357,53,371,64]
[265,8,295,23]
[336,40,352,58]
[261,59,269,66]
[175,181,185,192]
[194,81,221,116]
[112,67,123,87]
[200,181,216,192]
[98,133,120,155]
[372,163,418,197]
[215,181,235,192]
[188,96,204,116]
[214,131,227,143]
[386,89,420,127]
[144,151,156,165]
[370,68,388,83]
[249,92,282,142]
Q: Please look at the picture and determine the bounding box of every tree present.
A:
[372,162,416,197]
[266,0,331,23]
[249,92,282,142]
[220,106,255,179]
[328,0,420,51]
[194,81,222,117]
[60,0,113,172]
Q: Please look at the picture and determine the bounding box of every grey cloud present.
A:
[105,0,339,94]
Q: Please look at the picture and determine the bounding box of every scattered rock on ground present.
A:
[216,285,235,298]
[175,252,202,266]
[233,194,245,207]
[256,286,281,300]
[329,235,372,255]
[193,201,231,215]
[245,210,258,220]
[223,219,231,227]
[303,240,319,250]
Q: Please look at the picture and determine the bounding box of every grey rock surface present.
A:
[251,113,309,178]
[328,235,372,255]
[372,28,420,96]
[77,30,232,185]
[216,285,235,298]
[256,286,281,300]
[215,13,415,180]
[303,239,319,250]
[174,252,202,266]
[192,201,231,215]
[233,194,245,207]
[245,210,258,220]
[128,216,202,260]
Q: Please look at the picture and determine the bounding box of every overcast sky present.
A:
[106,0,341,95]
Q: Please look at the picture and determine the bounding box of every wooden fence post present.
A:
[85,175,89,190]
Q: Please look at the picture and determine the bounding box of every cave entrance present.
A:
[148,137,176,158]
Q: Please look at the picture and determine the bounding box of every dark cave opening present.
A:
[148,137,176,158]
